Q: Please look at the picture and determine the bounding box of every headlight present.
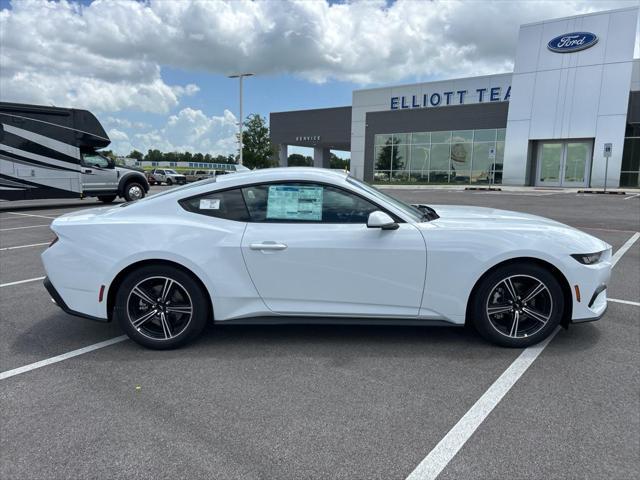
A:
[571,251,603,265]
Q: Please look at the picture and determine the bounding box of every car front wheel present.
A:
[166,178,173,186]
[472,263,564,348]
[114,265,209,349]
[123,182,145,202]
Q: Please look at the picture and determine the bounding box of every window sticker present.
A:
[266,185,323,221]
[199,198,220,210]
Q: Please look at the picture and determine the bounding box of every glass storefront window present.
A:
[393,144,410,172]
[474,129,497,142]
[410,145,430,172]
[375,134,393,146]
[620,137,640,187]
[373,128,509,185]
[431,131,451,144]
[412,132,430,144]
[393,133,410,144]
[452,130,474,143]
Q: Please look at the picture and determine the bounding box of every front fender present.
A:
[118,172,150,194]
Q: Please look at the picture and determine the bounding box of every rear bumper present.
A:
[43,277,108,323]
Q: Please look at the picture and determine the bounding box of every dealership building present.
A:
[270,7,640,188]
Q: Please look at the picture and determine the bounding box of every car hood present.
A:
[431,205,563,226]
[423,205,610,253]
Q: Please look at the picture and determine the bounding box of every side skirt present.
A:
[215,316,460,327]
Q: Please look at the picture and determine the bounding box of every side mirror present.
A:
[106,158,115,169]
[367,211,398,230]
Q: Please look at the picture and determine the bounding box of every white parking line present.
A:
[0,276,45,288]
[3,212,57,220]
[0,242,49,251]
[405,328,559,480]
[612,232,640,267]
[405,234,638,480]
[608,298,640,307]
[624,193,640,200]
[0,224,50,231]
[0,336,128,381]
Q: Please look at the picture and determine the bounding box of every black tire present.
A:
[471,263,564,348]
[123,181,145,202]
[98,195,117,204]
[166,178,173,186]
[114,265,209,349]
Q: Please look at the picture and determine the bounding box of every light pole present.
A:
[228,73,254,165]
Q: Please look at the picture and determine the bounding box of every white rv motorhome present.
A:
[0,102,149,202]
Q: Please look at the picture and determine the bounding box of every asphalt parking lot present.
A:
[1,186,638,479]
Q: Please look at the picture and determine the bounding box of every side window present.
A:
[179,188,249,222]
[157,170,165,175]
[82,153,109,168]
[241,183,379,223]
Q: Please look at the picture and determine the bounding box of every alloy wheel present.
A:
[485,274,553,339]
[126,276,193,340]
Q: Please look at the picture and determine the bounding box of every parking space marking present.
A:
[405,234,638,480]
[405,328,559,480]
[0,242,49,251]
[3,212,57,220]
[0,224,50,231]
[624,193,640,200]
[0,336,127,381]
[612,232,640,267]
[608,298,640,307]
[0,276,45,288]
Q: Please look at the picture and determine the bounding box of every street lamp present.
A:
[228,73,254,165]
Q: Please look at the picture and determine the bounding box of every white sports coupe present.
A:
[42,168,611,349]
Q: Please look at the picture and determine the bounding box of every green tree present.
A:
[330,153,350,170]
[375,138,403,171]
[128,150,144,161]
[145,149,163,163]
[193,152,204,163]
[242,114,277,169]
[288,153,313,166]
[98,149,116,161]
[164,151,179,163]
[204,153,213,163]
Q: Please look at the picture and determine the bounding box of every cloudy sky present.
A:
[1,0,638,157]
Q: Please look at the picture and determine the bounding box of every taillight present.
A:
[49,235,59,248]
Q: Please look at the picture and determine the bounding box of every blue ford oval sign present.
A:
[547,32,598,53]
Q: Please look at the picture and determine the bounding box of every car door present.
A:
[240,182,427,317]
[81,152,118,191]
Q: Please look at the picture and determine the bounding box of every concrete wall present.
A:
[503,7,639,187]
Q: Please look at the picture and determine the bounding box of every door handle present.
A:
[83,169,92,173]
[250,242,288,251]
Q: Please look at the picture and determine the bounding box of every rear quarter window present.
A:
[179,188,249,222]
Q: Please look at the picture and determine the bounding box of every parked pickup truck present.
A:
[147,169,187,186]
[185,169,215,182]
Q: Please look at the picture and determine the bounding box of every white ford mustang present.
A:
[42,168,611,349]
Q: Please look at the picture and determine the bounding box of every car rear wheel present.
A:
[123,182,145,202]
[472,263,563,348]
[114,265,209,349]
[98,195,117,203]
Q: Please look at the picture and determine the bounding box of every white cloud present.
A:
[115,108,238,156]
[1,0,637,115]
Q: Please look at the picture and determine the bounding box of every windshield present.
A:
[165,169,178,174]
[347,177,423,221]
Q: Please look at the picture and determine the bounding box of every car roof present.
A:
[130,168,351,208]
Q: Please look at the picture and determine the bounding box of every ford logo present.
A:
[547,32,598,53]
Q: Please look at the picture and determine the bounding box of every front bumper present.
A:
[43,277,108,322]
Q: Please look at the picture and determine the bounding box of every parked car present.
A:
[148,168,187,186]
[42,168,611,350]
[185,169,215,182]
